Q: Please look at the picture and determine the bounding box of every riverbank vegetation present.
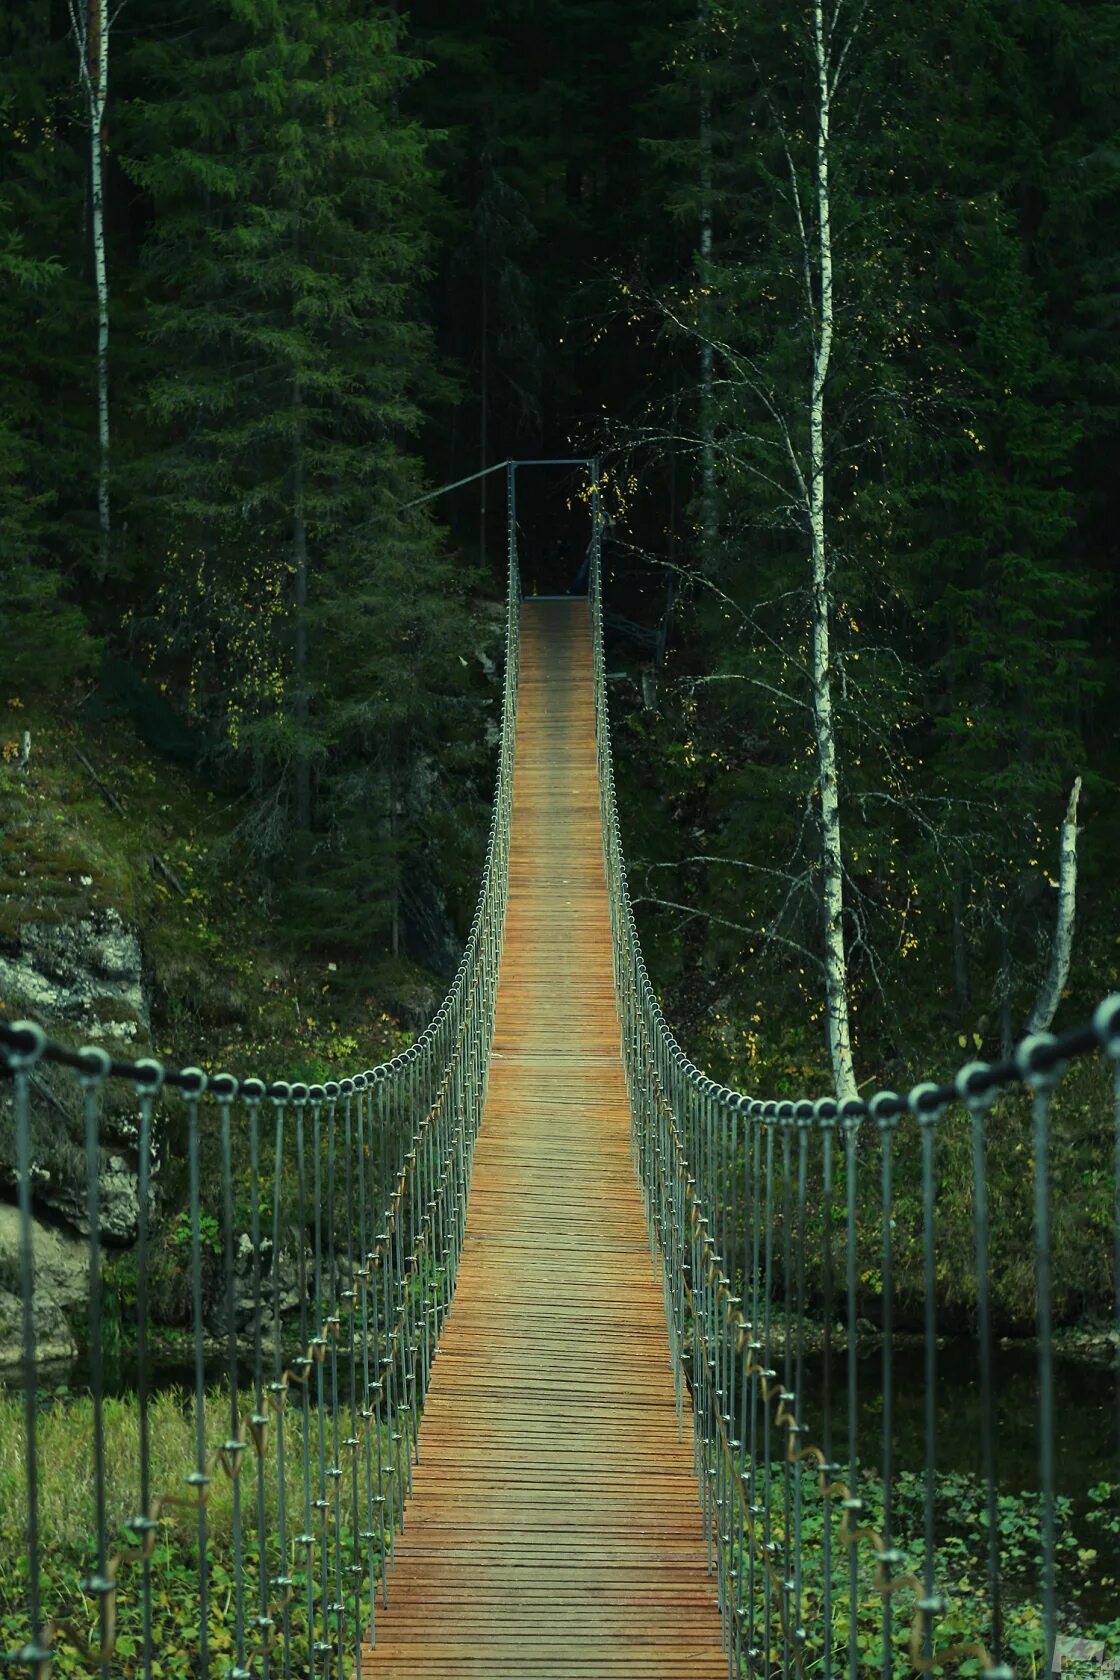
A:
[0,1390,1116,1673]
[1,0,1117,1485]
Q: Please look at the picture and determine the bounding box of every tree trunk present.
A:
[658,377,679,673]
[1026,775,1082,1034]
[292,416,311,835]
[951,875,970,1010]
[698,0,715,562]
[998,920,1014,1060]
[92,14,109,576]
[479,241,489,568]
[388,765,400,959]
[809,2,856,1103]
[71,0,111,574]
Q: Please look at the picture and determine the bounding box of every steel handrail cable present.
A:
[0,510,521,1679]
[587,516,1120,1679]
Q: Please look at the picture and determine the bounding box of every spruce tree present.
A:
[121,0,476,950]
[0,58,99,688]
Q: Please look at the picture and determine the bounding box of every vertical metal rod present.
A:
[187,1086,211,1679]
[919,1108,937,1664]
[81,1053,110,1677]
[819,1107,836,1680]
[844,1105,861,1680]
[270,1090,293,1680]
[962,1075,1002,1666]
[135,1074,160,1680]
[792,1110,810,1664]
[780,1111,794,1677]
[219,1088,247,1675]
[874,1098,899,1680]
[14,1054,44,1666]
[1031,1079,1057,1661]
[247,1090,271,1676]
[293,1095,317,1680]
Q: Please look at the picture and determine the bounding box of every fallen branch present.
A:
[75,746,187,898]
[74,746,125,816]
[150,851,187,899]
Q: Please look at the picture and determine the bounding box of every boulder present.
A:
[0,1286,75,1374]
[0,906,148,1038]
[36,1152,143,1245]
[0,1201,89,1375]
[232,1233,307,1329]
[0,903,148,1243]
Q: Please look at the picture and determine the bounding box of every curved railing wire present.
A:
[589,525,1120,1679]
[2,479,1118,1680]
[0,521,520,1679]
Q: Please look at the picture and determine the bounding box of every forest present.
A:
[1,0,1119,1669]
[2,0,1117,1078]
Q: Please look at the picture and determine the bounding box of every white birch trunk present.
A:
[809,1,857,1102]
[699,0,716,560]
[1026,775,1082,1034]
[292,410,311,836]
[69,0,111,575]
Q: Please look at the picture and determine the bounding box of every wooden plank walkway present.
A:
[361,599,726,1679]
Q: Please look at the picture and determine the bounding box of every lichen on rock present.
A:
[0,906,147,1039]
[0,1202,90,1376]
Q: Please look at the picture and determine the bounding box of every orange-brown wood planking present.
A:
[361,600,727,1680]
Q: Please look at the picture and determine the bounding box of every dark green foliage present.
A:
[0,76,100,689]
[120,0,468,935]
[604,0,1119,1085]
[3,0,490,959]
[0,0,1117,1163]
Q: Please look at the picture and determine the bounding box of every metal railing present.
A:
[0,509,520,1678]
[589,526,1120,1677]
[3,462,1118,1680]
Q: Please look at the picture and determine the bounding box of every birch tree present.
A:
[698,0,716,562]
[67,0,112,576]
[805,0,858,1098]
[1025,776,1082,1035]
[630,0,886,1100]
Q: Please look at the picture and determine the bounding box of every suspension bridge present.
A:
[2,460,1119,1680]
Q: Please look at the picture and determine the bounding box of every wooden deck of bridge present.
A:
[361,598,726,1679]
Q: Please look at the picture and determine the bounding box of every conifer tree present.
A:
[875,0,1099,1037]
[122,0,470,937]
[66,0,113,577]
[0,209,97,689]
[0,46,99,687]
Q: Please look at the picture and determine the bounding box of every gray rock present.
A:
[36,1153,143,1245]
[232,1234,306,1328]
[0,907,148,1039]
[0,1201,89,1375]
[0,903,149,1243]
[0,1286,75,1375]
[0,1202,90,1309]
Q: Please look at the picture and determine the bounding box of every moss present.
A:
[1,686,419,1085]
[87,997,144,1027]
[0,901,66,935]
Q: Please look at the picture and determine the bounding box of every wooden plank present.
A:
[361,600,726,1680]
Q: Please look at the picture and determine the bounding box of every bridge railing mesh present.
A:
[589,522,1120,1678]
[0,522,520,1678]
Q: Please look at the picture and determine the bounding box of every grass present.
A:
[1,1390,1117,1676]
[0,1387,399,1677]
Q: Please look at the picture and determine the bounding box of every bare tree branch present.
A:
[631,894,826,974]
